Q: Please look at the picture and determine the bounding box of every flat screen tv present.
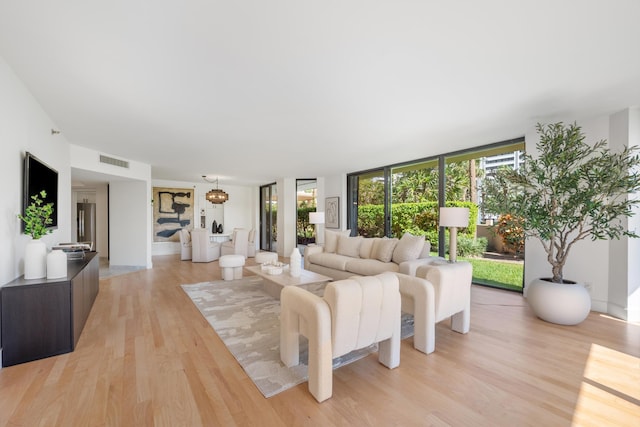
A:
[23,152,58,231]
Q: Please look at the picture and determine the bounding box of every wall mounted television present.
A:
[23,152,58,231]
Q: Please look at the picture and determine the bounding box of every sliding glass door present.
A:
[260,183,277,252]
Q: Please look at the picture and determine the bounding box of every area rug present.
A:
[181,276,414,398]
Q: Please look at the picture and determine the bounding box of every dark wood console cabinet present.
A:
[1,252,99,367]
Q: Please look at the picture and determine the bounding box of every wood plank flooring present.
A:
[0,254,638,426]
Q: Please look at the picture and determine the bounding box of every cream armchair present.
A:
[178,228,192,261]
[221,228,250,257]
[400,261,472,355]
[191,228,221,262]
[280,272,401,403]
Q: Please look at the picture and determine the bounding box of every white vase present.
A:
[290,248,302,277]
[47,249,68,279]
[526,278,591,325]
[24,238,47,279]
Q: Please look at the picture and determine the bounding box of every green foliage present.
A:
[357,204,386,237]
[453,236,488,258]
[357,201,478,251]
[297,206,316,242]
[493,213,525,253]
[465,257,524,291]
[359,160,483,207]
[481,122,640,283]
[18,190,53,240]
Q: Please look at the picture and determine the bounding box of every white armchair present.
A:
[191,228,221,262]
[280,272,401,402]
[221,228,250,257]
[400,261,472,355]
[178,228,192,261]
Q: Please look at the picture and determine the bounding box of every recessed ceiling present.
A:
[1,1,639,185]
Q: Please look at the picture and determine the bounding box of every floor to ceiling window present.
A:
[296,179,317,248]
[260,183,277,252]
[347,138,525,292]
[349,168,386,237]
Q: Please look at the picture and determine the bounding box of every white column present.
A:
[608,107,640,322]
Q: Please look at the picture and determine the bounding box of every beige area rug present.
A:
[181,276,415,398]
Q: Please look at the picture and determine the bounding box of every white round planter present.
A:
[24,238,47,279]
[526,278,591,325]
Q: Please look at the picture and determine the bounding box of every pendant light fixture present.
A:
[203,175,229,204]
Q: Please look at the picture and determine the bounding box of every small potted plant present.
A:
[18,190,54,279]
[19,190,54,239]
[482,122,640,324]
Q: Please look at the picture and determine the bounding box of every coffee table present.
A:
[245,265,332,300]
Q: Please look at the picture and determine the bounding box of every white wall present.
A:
[109,180,150,267]
[608,107,640,321]
[276,178,297,257]
[0,57,72,285]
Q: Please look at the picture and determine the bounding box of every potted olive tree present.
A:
[482,122,640,325]
[18,190,53,279]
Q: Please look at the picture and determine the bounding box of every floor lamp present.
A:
[439,207,469,263]
[309,212,325,245]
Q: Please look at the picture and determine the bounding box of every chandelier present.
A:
[203,176,229,204]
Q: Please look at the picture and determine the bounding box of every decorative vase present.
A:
[217,223,224,234]
[526,278,591,325]
[24,238,47,279]
[290,248,302,277]
[47,249,68,279]
[212,220,217,234]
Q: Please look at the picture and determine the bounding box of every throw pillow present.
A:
[337,236,363,258]
[324,229,351,253]
[419,240,431,259]
[392,233,426,264]
[359,238,375,259]
[372,237,399,263]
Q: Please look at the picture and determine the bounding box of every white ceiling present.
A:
[1,1,639,186]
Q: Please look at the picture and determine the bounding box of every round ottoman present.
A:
[219,254,246,281]
[254,251,278,265]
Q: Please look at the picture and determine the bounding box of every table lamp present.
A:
[439,207,469,263]
[309,212,325,244]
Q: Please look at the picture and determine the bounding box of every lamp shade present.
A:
[439,207,469,227]
[309,212,325,225]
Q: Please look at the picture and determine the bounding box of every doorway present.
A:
[260,183,277,252]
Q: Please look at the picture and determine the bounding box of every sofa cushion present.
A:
[372,238,398,263]
[337,236,363,258]
[418,240,432,259]
[392,233,426,264]
[325,229,351,253]
[345,258,400,276]
[308,252,352,271]
[359,238,375,259]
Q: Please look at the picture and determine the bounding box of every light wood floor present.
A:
[1,255,638,426]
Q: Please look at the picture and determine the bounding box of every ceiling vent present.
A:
[99,154,129,168]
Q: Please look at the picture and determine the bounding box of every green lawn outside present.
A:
[460,256,524,292]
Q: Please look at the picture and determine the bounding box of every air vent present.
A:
[99,154,129,168]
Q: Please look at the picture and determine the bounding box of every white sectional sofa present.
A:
[304,230,441,280]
